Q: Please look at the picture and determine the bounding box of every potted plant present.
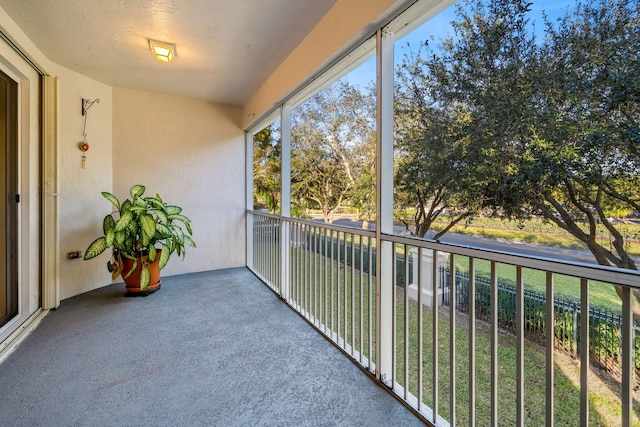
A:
[83,184,195,294]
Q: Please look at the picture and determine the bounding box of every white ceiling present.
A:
[0,0,338,107]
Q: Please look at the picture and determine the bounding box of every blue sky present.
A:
[342,0,576,90]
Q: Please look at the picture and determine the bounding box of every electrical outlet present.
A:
[67,251,82,260]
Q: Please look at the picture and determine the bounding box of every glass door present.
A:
[0,69,18,328]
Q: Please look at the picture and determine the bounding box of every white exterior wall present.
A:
[112,88,246,278]
[55,65,113,300]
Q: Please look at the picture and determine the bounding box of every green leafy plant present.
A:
[84,184,196,290]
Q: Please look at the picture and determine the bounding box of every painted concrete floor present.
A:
[0,268,424,426]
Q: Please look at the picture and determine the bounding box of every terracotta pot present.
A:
[121,250,162,295]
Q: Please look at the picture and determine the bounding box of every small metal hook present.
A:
[82,98,100,116]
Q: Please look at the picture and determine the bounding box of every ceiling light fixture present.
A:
[148,39,176,62]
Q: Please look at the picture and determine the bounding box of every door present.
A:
[0,69,17,328]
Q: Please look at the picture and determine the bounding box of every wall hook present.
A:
[82,98,100,116]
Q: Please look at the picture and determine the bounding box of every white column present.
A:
[376,27,395,385]
[245,131,254,269]
[41,75,59,310]
[280,104,292,301]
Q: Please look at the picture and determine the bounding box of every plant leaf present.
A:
[168,213,190,223]
[184,221,193,236]
[123,259,138,279]
[130,184,145,199]
[184,235,196,247]
[115,209,133,232]
[101,192,120,210]
[105,228,115,248]
[139,266,151,291]
[171,224,185,243]
[140,213,156,246]
[158,244,171,270]
[114,231,126,249]
[165,205,182,215]
[120,199,132,213]
[84,237,107,260]
[148,245,157,262]
[111,259,123,280]
[155,209,168,225]
[103,214,116,234]
[156,223,172,238]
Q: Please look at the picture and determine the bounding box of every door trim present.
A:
[41,75,59,309]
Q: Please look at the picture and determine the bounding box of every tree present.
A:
[291,81,376,223]
[395,50,493,238]
[407,0,640,313]
[253,125,281,214]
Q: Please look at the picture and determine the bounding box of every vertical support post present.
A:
[245,131,254,270]
[280,104,292,301]
[375,26,395,385]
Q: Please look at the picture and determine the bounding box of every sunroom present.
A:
[0,0,637,425]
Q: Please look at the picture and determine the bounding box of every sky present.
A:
[342,0,576,90]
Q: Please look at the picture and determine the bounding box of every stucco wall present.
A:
[112,88,246,279]
[55,65,113,300]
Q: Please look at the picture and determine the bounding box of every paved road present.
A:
[320,218,609,266]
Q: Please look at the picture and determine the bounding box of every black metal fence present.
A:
[440,268,640,379]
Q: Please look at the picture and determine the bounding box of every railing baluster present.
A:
[432,249,439,425]
[418,247,423,412]
[368,235,373,370]
[469,257,476,427]
[359,235,364,364]
[391,242,398,388]
[351,233,356,356]
[314,226,318,325]
[331,231,338,342]
[621,285,633,427]
[580,277,589,427]
[404,245,410,401]
[450,253,456,427]
[344,232,348,348]
[297,223,302,311]
[546,271,554,427]
[491,261,498,427]
[516,266,524,426]
[324,227,329,335]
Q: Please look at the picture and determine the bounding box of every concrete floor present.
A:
[0,268,424,426]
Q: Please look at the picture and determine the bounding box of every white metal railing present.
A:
[247,210,639,426]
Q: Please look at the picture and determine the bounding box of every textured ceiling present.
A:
[0,0,337,107]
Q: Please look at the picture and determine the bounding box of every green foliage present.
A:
[253,124,281,214]
[83,184,196,290]
[394,0,640,274]
[291,80,376,223]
